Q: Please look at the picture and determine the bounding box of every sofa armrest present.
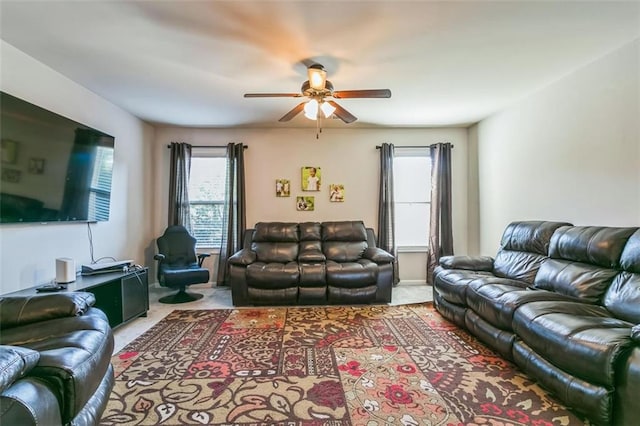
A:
[363,247,395,264]
[0,292,96,330]
[632,324,640,343]
[0,345,40,392]
[228,249,257,266]
[439,255,494,271]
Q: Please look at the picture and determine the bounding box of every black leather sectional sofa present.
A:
[229,221,394,306]
[433,221,640,425]
[0,292,114,425]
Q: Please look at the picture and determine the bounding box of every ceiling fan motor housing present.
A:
[301,80,334,98]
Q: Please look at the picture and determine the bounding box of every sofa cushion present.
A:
[549,226,637,268]
[323,241,367,262]
[328,285,377,304]
[326,260,377,287]
[439,255,493,271]
[433,267,494,305]
[299,222,321,241]
[322,221,368,242]
[513,300,634,387]
[298,241,325,263]
[604,229,640,323]
[253,222,299,242]
[251,242,299,263]
[246,262,299,288]
[493,221,571,283]
[0,346,40,392]
[500,221,573,255]
[466,282,575,331]
[0,293,96,330]
[533,259,618,303]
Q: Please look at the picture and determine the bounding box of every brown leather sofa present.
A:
[229,221,394,306]
[0,292,114,425]
[433,221,640,425]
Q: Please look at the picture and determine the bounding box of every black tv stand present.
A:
[5,267,149,329]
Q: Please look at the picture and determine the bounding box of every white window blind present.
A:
[188,150,226,248]
[88,146,114,221]
[393,152,431,249]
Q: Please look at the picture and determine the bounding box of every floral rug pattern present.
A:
[102,303,586,425]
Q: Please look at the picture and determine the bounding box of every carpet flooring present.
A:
[101,303,587,425]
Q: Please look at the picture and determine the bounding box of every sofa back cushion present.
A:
[493,221,572,283]
[322,221,368,262]
[299,222,324,262]
[604,229,640,323]
[251,222,299,263]
[534,226,638,303]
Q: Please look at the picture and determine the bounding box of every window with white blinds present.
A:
[188,150,227,248]
[88,146,114,221]
[393,150,431,249]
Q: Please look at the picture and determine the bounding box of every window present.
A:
[188,149,227,248]
[393,150,431,249]
[88,146,114,221]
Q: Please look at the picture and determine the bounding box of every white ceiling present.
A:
[1,1,639,128]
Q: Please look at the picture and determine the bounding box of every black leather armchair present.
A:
[154,225,210,304]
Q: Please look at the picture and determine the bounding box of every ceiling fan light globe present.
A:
[320,101,336,118]
[304,99,319,120]
[308,66,327,91]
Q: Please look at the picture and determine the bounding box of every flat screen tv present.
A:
[1,91,115,224]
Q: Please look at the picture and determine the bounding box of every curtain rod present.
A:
[166,144,248,149]
[376,144,454,149]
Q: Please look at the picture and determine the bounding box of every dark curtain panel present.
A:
[168,142,192,229]
[426,142,454,284]
[217,143,246,286]
[377,143,399,284]
[60,128,99,221]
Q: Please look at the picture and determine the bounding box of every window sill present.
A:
[397,246,429,253]
[197,248,220,255]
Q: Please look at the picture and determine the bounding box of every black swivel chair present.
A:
[154,225,211,304]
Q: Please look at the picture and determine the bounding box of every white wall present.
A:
[152,127,470,282]
[0,41,154,293]
[477,39,640,254]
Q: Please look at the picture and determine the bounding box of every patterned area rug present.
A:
[102,303,587,425]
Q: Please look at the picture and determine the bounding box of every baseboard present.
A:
[397,280,429,286]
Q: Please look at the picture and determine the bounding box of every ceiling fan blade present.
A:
[279,102,306,122]
[327,100,357,124]
[244,93,303,98]
[332,89,391,99]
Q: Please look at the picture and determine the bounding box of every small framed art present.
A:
[329,184,345,202]
[296,196,315,211]
[301,166,321,191]
[276,179,290,197]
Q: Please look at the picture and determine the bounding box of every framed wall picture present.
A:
[301,166,321,191]
[329,184,345,202]
[1,139,18,164]
[28,157,46,174]
[1,168,21,183]
[276,179,290,197]
[296,196,315,211]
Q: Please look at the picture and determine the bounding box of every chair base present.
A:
[159,289,204,304]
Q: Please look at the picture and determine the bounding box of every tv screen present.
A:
[1,91,115,224]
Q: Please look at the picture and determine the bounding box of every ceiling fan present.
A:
[244,64,391,125]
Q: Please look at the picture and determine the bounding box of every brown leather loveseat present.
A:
[433,221,640,425]
[0,292,114,425]
[228,221,394,306]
